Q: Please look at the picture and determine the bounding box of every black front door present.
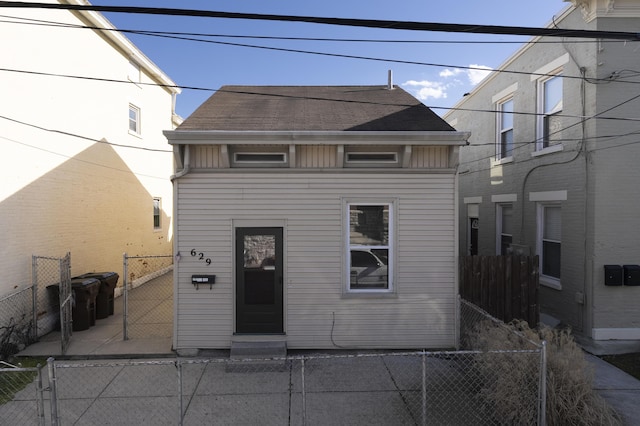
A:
[235,227,284,334]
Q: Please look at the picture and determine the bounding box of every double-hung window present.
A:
[497,98,514,160]
[538,204,561,287]
[347,203,392,291]
[537,74,563,150]
[153,198,161,230]
[496,204,513,255]
[129,104,141,135]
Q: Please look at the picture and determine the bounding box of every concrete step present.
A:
[227,340,288,372]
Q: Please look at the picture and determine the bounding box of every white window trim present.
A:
[496,97,515,161]
[496,203,513,255]
[344,200,395,294]
[537,202,562,290]
[153,197,161,231]
[491,193,517,203]
[345,152,398,163]
[535,72,563,151]
[128,104,141,135]
[233,152,288,164]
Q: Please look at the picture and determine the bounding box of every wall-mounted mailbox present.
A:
[192,275,216,290]
[604,265,623,286]
[623,265,640,286]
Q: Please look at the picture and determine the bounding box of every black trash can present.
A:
[71,277,100,331]
[74,272,119,319]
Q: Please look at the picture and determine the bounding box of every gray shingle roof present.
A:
[178,85,455,132]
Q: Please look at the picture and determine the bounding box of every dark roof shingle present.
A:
[178,85,454,132]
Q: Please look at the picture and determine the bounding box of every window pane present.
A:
[500,99,513,129]
[543,241,561,278]
[544,206,561,240]
[350,249,388,289]
[349,205,389,246]
[501,129,513,158]
[502,205,513,235]
[544,76,562,114]
[153,198,160,229]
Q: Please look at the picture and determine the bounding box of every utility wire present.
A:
[2,1,640,40]
[1,13,629,45]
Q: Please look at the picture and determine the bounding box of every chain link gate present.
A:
[32,253,72,355]
[122,254,173,340]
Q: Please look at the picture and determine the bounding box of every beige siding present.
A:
[191,145,222,168]
[297,145,337,168]
[410,146,450,168]
[174,172,457,350]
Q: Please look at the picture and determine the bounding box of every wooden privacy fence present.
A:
[460,255,540,327]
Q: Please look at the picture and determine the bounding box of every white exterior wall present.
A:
[0,1,178,296]
[174,171,457,350]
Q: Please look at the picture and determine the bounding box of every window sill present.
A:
[128,130,142,139]
[532,144,563,158]
[491,156,513,167]
[342,291,397,299]
[540,276,562,291]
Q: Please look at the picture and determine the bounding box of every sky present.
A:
[94,0,570,119]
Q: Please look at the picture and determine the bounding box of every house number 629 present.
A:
[190,249,211,265]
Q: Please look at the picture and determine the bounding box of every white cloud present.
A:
[467,64,492,85]
[439,68,463,78]
[439,65,493,86]
[402,80,448,101]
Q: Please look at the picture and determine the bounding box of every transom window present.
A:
[497,98,514,159]
[347,203,392,291]
[346,152,398,163]
[234,153,287,163]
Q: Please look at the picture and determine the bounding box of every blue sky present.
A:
[98,0,569,118]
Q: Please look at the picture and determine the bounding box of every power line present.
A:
[0,13,625,45]
[0,115,174,153]
[2,1,640,41]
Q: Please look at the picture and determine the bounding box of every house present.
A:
[0,1,180,318]
[164,84,469,351]
[444,0,640,343]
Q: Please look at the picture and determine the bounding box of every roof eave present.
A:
[163,130,470,146]
[62,0,180,94]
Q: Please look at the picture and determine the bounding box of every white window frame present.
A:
[345,201,394,293]
[233,152,288,164]
[153,197,161,230]
[536,202,562,290]
[496,203,513,255]
[496,98,514,161]
[536,73,563,151]
[129,104,141,135]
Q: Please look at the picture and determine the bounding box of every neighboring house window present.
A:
[153,198,161,230]
[496,204,513,255]
[347,203,392,291]
[497,98,514,159]
[537,204,561,287]
[128,61,140,83]
[537,74,563,150]
[129,104,140,134]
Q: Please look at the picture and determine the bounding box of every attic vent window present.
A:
[346,152,398,163]
[234,153,287,163]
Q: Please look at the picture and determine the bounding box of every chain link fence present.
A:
[0,361,45,426]
[0,287,36,361]
[123,254,173,340]
[4,350,544,425]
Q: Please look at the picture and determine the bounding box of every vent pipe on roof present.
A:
[387,70,394,90]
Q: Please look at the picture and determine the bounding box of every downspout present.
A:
[170,144,191,181]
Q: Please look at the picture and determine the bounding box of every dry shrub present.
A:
[467,320,622,425]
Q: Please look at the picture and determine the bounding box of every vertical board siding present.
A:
[411,146,449,168]
[175,172,457,349]
[297,145,337,168]
[191,145,221,168]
